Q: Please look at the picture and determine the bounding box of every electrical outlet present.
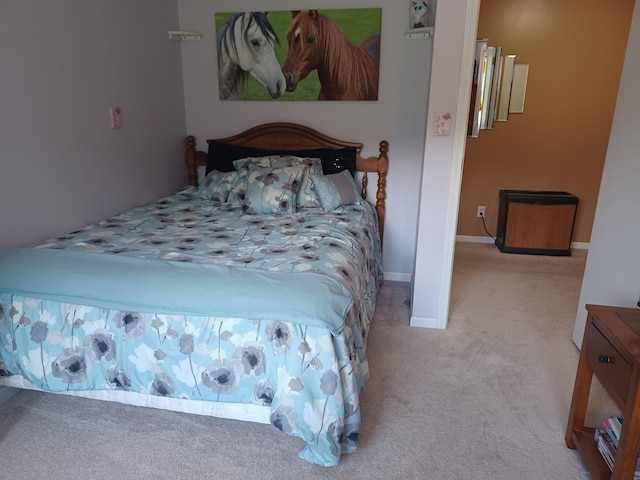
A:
[477,206,486,218]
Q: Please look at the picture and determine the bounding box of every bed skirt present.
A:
[0,375,271,424]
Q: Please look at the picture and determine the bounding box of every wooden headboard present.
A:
[185,122,389,245]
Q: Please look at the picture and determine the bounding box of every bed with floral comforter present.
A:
[0,183,382,466]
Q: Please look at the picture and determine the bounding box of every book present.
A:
[594,428,616,470]
[603,416,621,449]
[596,416,640,479]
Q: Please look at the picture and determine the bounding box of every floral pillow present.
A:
[311,169,361,212]
[199,170,238,203]
[229,155,321,208]
[241,164,308,214]
[297,160,323,208]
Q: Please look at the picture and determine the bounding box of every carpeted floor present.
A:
[0,242,616,479]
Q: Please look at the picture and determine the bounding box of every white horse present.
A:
[217,12,286,100]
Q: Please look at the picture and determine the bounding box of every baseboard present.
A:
[456,235,494,244]
[571,242,589,250]
[409,315,443,329]
[0,386,20,404]
[384,272,412,282]
[456,235,589,250]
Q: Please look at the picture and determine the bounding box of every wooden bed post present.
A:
[376,140,389,248]
[186,135,198,187]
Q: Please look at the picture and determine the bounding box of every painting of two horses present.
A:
[215,9,381,101]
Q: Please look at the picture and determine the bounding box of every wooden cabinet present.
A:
[566,304,640,479]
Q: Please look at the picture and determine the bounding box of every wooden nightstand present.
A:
[566,304,640,479]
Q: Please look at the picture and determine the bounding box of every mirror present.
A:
[509,64,529,114]
[467,39,488,138]
[496,55,516,121]
[468,40,526,137]
[486,47,502,129]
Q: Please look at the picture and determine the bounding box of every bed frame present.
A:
[185,122,389,245]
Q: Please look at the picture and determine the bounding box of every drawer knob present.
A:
[598,354,612,364]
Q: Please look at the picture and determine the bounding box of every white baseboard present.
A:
[456,235,589,250]
[571,242,589,250]
[409,315,444,328]
[383,272,412,282]
[456,235,494,244]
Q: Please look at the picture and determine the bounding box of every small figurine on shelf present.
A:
[411,1,428,28]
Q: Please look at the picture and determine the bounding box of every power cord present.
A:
[479,212,496,241]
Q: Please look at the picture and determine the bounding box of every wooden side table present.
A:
[566,304,640,479]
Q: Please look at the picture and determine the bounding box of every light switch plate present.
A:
[434,113,451,136]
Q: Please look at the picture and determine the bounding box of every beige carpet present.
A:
[0,242,616,479]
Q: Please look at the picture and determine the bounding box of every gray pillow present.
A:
[311,170,361,212]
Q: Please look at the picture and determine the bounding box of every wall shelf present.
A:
[405,27,434,39]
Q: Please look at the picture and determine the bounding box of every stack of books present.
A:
[594,416,640,478]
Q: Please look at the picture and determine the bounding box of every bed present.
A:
[0,122,389,466]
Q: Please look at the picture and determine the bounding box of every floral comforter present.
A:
[0,187,382,466]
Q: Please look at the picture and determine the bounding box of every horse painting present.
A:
[216,12,286,100]
[281,10,380,101]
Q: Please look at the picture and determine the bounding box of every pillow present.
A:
[232,155,306,172]
[227,156,288,205]
[241,164,307,214]
[311,170,361,212]
[206,140,357,177]
[297,161,323,208]
[199,170,238,203]
[231,155,322,208]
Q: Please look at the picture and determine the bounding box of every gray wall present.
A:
[0,1,186,248]
[572,0,640,346]
[177,0,433,279]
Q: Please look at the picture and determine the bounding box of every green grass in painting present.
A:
[214,9,381,101]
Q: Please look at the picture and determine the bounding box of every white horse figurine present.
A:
[217,12,286,100]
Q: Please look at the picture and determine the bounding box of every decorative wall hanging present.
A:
[467,38,529,137]
[215,9,382,101]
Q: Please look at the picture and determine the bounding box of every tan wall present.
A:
[457,0,634,243]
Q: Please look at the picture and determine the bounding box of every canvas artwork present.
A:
[215,9,382,101]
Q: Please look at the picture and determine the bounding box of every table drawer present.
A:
[585,323,632,405]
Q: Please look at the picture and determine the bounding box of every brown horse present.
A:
[282,10,380,101]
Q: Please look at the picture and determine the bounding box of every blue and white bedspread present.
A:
[0,187,382,466]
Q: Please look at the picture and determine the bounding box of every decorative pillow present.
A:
[233,155,304,172]
[199,170,238,203]
[227,168,249,205]
[227,156,285,205]
[231,155,322,208]
[297,161,323,208]
[206,140,357,177]
[311,170,361,212]
[241,165,308,214]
